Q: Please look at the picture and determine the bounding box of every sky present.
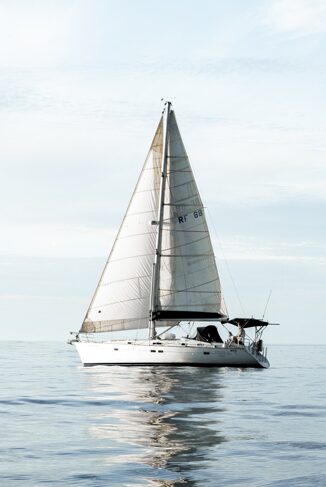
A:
[0,0,325,343]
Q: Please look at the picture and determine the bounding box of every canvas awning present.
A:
[228,318,269,329]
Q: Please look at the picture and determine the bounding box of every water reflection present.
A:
[83,367,227,486]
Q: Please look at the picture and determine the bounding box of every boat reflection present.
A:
[84,366,227,486]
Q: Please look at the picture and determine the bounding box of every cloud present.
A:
[2,219,325,264]
[263,0,326,35]
[0,293,85,303]
[0,2,77,68]
[0,224,116,258]
[214,236,326,263]
[259,181,326,204]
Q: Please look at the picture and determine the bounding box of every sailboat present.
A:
[70,102,275,368]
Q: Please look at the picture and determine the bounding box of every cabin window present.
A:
[114,348,119,351]
[203,351,210,355]
[150,350,156,353]
[158,350,163,353]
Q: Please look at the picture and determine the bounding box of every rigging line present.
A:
[179,321,192,336]
[221,295,229,320]
[220,320,232,335]
[206,207,246,316]
[262,289,272,320]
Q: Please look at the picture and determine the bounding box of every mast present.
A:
[149,101,171,339]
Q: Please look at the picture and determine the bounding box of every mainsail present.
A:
[81,105,224,334]
[152,110,223,321]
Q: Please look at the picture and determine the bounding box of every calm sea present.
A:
[0,342,325,487]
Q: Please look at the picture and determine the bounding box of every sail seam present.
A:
[158,304,220,309]
[132,188,160,194]
[169,180,195,191]
[126,210,159,216]
[167,194,202,204]
[108,253,156,263]
[175,261,218,278]
[161,234,208,252]
[99,275,151,286]
[160,290,220,294]
[91,294,151,308]
[85,317,148,324]
[117,232,156,239]
[171,229,209,233]
[160,253,215,257]
[163,203,205,207]
[159,277,219,295]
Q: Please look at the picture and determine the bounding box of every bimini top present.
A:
[228,318,269,329]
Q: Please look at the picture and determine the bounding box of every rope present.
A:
[206,207,246,316]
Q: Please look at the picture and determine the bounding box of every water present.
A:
[0,343,325,486]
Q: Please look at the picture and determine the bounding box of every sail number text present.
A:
[178,209,203,224]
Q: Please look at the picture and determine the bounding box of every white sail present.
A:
[153,111,223,321]
[81,108,224,334]
[81,119,164,333]
[72,105,272,370]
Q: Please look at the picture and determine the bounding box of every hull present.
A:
[74,340,269,368]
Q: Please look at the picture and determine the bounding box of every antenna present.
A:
[262,289,272,320]
[160,97,176,108]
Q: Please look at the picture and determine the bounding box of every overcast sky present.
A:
[1,0,325,343]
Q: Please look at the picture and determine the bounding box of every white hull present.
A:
[74,339,269,368]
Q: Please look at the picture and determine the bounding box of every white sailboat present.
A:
[70,102,274,368]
